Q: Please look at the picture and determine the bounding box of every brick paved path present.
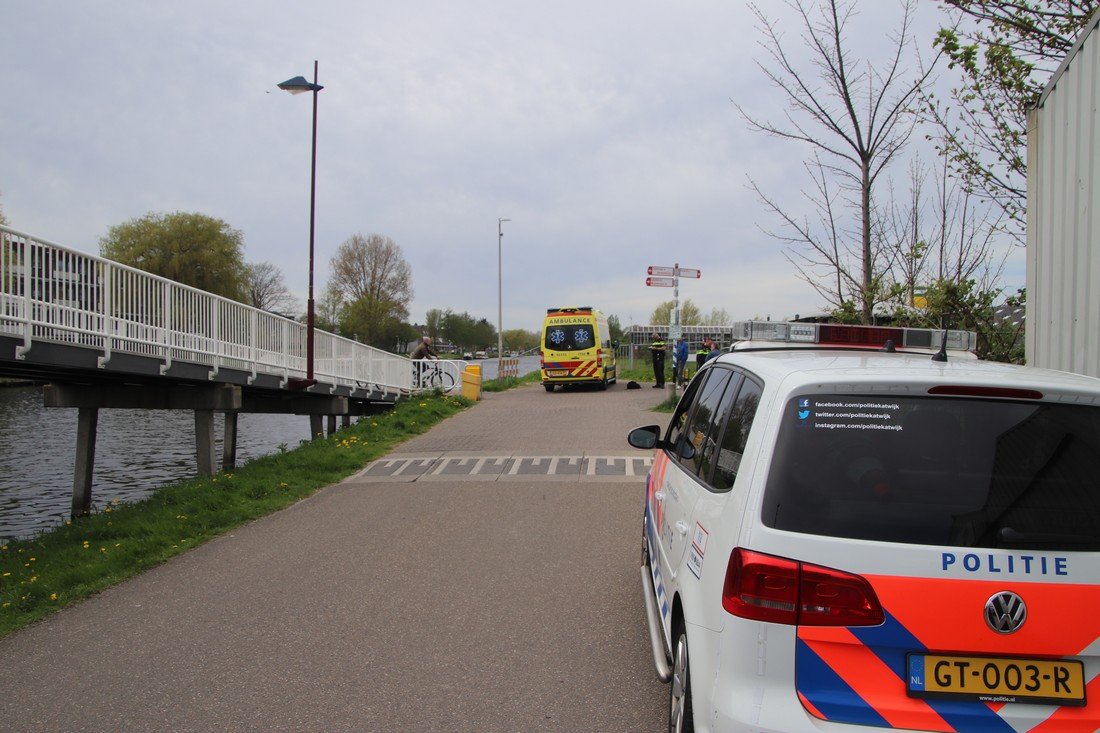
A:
[0,381,673,732]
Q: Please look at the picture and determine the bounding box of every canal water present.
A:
[0,385,318,541]
[0,357,544,541]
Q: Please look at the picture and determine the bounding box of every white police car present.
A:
[628,321,1100,733]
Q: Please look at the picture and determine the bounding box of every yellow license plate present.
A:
[545,370,569,377]
[907,653,1086,706]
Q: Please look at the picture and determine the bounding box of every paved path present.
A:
[0,382,672,732]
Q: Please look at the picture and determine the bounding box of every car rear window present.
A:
[544,324,594,351]
[762,395,1100,550]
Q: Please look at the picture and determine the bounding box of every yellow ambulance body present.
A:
[540,306,617,392]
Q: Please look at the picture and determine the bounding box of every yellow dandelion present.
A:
[28,557,35,562]
[29,576,37,583]
[49,593,57,601]
[2,602,9,607]
[2,572,10,577]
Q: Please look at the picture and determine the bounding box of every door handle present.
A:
[675,520,689,536]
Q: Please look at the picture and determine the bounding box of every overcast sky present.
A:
[2,1,1024,335]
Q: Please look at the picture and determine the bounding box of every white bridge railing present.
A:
[0,225,432,396]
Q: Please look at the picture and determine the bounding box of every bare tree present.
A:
[877,156,1007,319]
[329,233,413,347]
[737,0,938,323]
[246,261,299,315]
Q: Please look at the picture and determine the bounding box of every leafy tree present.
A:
[649,299,701,327]
[0,193,8,226]
[328,233,412,347]
[739,0,938,323]
[887,281,1025,363]
[440,310,496,352]
[424,308,447,340]
[314,282,343,333]
[607,314,624,344]
[502,328,539,352]
[246,261,299,315]
[99,212,249,300]
[927,1,1098,240]
[699,307,732,327]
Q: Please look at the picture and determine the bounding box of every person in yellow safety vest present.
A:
[696,342,709,373]
[650,336,667,388]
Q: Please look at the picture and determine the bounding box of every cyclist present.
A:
[411,337,439,388]
[411,336,438,360]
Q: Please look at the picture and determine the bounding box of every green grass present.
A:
[481,371,541,392]
[0,391,471,639]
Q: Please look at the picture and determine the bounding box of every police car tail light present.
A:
[722,549,883,627]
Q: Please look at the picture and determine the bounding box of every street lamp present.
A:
[497,217,510,380]
[278,61,324,386]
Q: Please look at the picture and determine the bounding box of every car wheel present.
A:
[669,625,695,733]
[544,383,555,392]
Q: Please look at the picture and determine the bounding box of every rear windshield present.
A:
[544,323,596,351]
[762,395,1100,550]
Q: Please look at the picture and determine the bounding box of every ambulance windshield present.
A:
[544,325,595,351]
[762,395,1100,550]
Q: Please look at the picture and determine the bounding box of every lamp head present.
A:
[278,76,323,94]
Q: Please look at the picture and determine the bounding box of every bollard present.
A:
[462,364,482,401]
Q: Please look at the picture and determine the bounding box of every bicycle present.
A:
[415,360,456,391]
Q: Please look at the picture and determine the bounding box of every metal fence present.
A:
[0,225,424,395]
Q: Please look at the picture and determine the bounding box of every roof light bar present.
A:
[730,321,977,352]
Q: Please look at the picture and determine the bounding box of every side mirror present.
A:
[627,425,662,450]
[676,439,696,461]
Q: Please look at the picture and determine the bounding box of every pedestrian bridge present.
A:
[0,224,458,401]
[0,224,469,515]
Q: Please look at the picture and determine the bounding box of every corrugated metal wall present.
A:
[1026,13,1100,377]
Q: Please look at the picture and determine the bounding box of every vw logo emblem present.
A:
[985,591,1026,634]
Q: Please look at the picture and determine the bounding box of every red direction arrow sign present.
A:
[646,276,675,287]
[647,266,675,277]
[676,267,701,278]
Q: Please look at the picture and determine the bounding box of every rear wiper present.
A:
[998,526,1098,547]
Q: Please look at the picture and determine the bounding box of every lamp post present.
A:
[497,217,510,380]
[278,61,324,385]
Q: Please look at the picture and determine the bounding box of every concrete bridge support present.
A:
[72,408,98,517]
[42,382,363,517]
[45,383,242,516]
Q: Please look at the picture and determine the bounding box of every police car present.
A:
[627,321,1100,733]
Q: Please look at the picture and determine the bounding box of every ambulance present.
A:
[628,321,1100,733]
[540,306,617,392]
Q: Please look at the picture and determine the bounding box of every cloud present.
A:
[1,0,1016,336]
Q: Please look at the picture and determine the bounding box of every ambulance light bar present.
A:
[730,321,977,352]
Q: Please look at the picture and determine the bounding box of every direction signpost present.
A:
[645,263,701,351]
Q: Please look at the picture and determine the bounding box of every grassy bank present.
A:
[0,390,471,639]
